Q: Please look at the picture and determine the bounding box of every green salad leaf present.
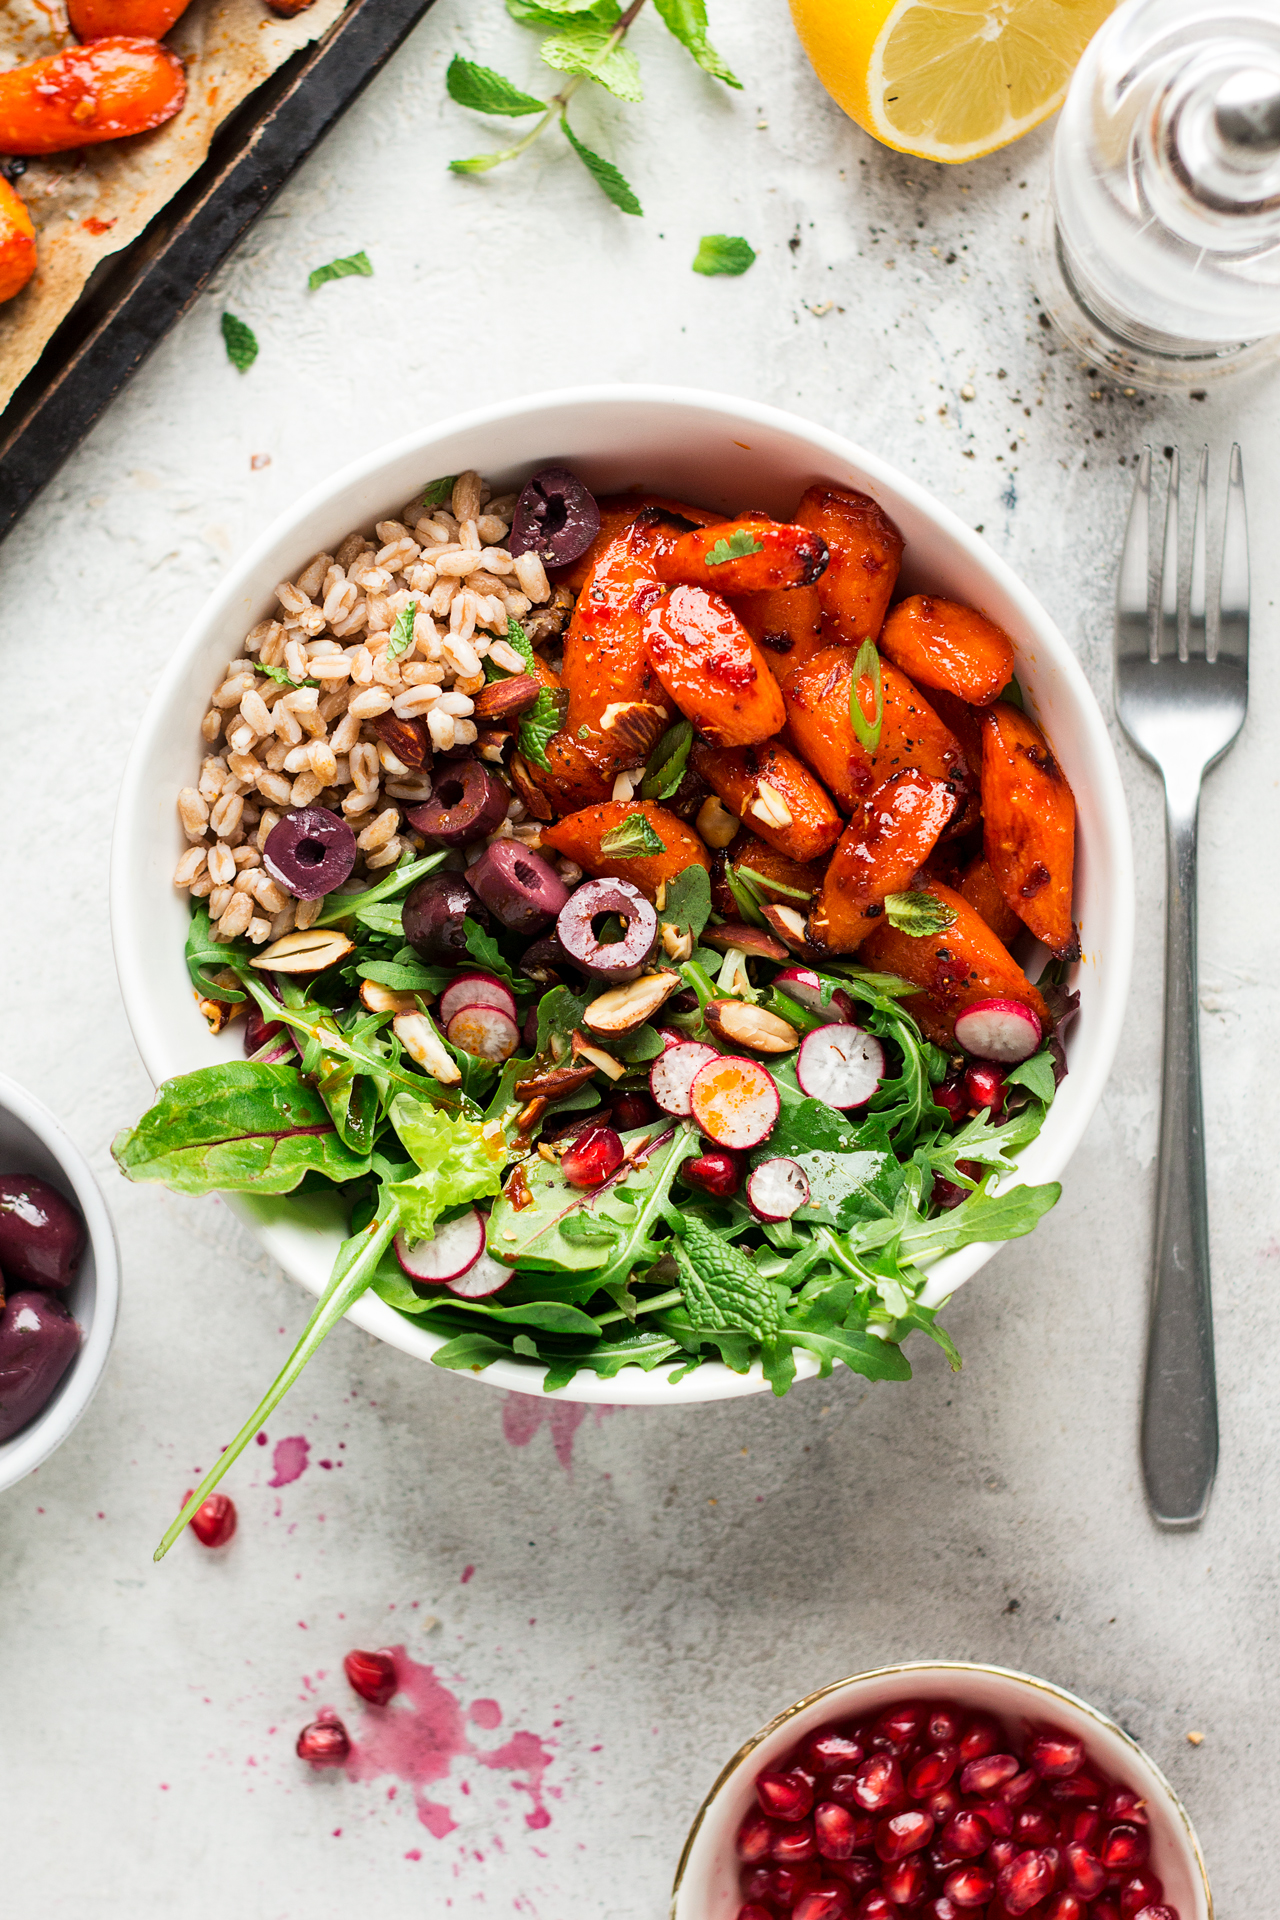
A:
[308,250,373,290]
[692,235,756,277]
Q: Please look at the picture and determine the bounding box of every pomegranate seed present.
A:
[852,1752,905,1813]
[1001,1769,1039,1809]
[561,1125,623,1188]
[1046,1772,1103,1804]
[609,1090,658,1130]
[928,1903,963,1920]
[876,1810,935,1861]
[343,1646,396,1706]
[874,1705,927,1750]
[1045,1900,1086,1920]
[827,1771,865,1809]
[855,1895,894,1920]
[760,1770,818,1822]
[794,1885,855,1920]
[1092,1904,1123,1920]
[926,1785,962,1825]
[1014,1807,1057,1846]
[773,1821,818,1864]
[739,1907,775,1920]
[929,1707,963,1745]
[988,1840,1018,1876]
[1030,1732,1086,1779]
[909,1745,960,1798]
[773,1863,823,1906]
[960,1752,1021,1796]
[827,1856,880,1894]
[1131,1909,1179,1920]
[740,1867,775,1903]
[974,1798,1015,1839]
[964,1064,1006,1115]
[183,1489,236,1548]
[805,1731,867,1773]
[945,1866,996,1908]
[958,1715,1002,1763]
[738,1811,781,1862]
[932,1076,968,1122]
[1062,1843,1106,1899]
[997,1849,1056,1915]
[681,1147,745,1197]
[1101,1825,1149,1871]
[881,1857,928,1906]
[1104,1787,1149,1827]
[1062,1809,1102,1847]
[942,1811,991,1859]
[815,1803,862,1859]
[296,1716,350,1765]
[1119,1872,1164,1917]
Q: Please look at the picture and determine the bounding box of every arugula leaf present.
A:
[705,528,765,564]
[308,250,373,290]
[431,1331,515,1373]
[487,1123,690,1280]
[923,1102,1047,1184]
[221,312,258,372]
[848,638,884,751]
[898,1179,1061,1264]
[641,718,693,799]
[419,475,458,510]
[1004,1049,1057,1103]
[385,602,417,664]
[884,890,957,938]
[446,55,546,116]
[314,851,448,928]
[654,0,741,86]
[561,117,643,215]
[782,1324,913,1382]
[660,866,712,944]
[536,984,589,1057]
[520,686,569,771]
[185,904,248,1002]
[462,921,537,1004]
[357,958,452,994]
[693,235,756,277]
[509,0,619,16]
[600,815,666,858]
[542,22,643,101]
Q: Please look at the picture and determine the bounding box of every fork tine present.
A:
[1159,447,1180,659]
[1116,446,1152,666]
[1187,446,1208,658]
[1218,442,1249,668]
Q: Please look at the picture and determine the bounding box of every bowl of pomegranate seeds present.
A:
[672,1662,1211,1920]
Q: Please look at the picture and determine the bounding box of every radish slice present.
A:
[649,1041,718,1117]
[445,1005,520,1061]
[655,1025,688,1050]
[446,1251,512,1299]
[796,1025,884,1110]
[439,972,518,1025]
[954,998,1043,1064]
[747,1157,811,1222]
[396,1206,485,1283]
[774,966,856,1025]
[689,1055,780,1150]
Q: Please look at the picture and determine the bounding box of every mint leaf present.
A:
[518,686,568,771]
[693,234,756,276]
[509,0,618,15]
[221,312,258,372]
[600,815,666,858]
[542,23,643,102]
[705,527,765,563]
[504,616,536,668]
[561,116,643,215]
[418,475,457,510]
[654,0,742,86]
[385,602,417,664]
[671,1216,779,1341]
[257,662,318,691]
[1003,1048,1057,1103]
[446,56,546,116]
[308,250,372,290]
[847,638,884,751]
[641,718,693,799]
[884,890,956,938]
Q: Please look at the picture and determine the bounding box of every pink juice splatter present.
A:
[269,1435,310,1487]
[501,1394,614,1470]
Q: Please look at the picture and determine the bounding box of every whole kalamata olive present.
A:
[263,807,357,901]
[0,1176,86,1290]
[556,878,658,982]
[406,758,508,848]
[0,1291,80,1441]
[509,466,601,568]
[469,840,569,934]
[402,873,490,963]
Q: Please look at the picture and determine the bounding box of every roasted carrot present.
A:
[794,483,904,645]
[553,494,721,594]
[645,585,786,748]
[652,515,828,595]
[515,736,626,816]
[784,645,972,813]
[878,595,1016,706]
[0,177,36,304]
[0,40,185,155]
[726,585,826,685]
[858,879,1049,1048]
[543,802,710,902]
[690,739,842,865]
[980,701,1078,960]
[808,770,957,955]
[957,852,1023,948]
[714,833,827,917]
[558,520,672,754]
[67,0,191,38]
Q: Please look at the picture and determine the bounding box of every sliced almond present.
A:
[582,972,682,1036]
[514,1064,597,1100]
[360,979,420,1014]
[751,780,794,830]
[661,922,694,963]
[473,673,541,723]
[570,1031,626,1080]
[195,992,238,1036]
[251,928,355,973]
[597,701,667,756]
[393,1011,462,1085]
[762,903,824,959]
[705,999,799,1054]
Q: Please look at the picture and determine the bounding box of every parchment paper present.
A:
[0,0,348,410]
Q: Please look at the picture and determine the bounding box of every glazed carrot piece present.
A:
[543,802,709,902]
[794,483,904,645]
[690,739,842,865]
[808,770,957,955]
[981,701,1079,960]
[784,646,971,813]
[0,177,36,304]
[879,595,1016,706]
[513,736,625,818]
[0,40,185,155]
[727,585,827,685]
[645,585,786,748]
[559,520,672,754]
[553,495,721,594]
[858,879,1049,1048]
[652,515,828,595]
[957,852,1023,948]
[67,0,191,38]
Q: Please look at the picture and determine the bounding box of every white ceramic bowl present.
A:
[671,1661,1212,1920]
[110,385,1134,1406]
[0,1073,121,1493]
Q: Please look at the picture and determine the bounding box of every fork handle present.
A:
[1141,787,1219,1526]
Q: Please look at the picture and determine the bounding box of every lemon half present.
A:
[788,0,1117,164]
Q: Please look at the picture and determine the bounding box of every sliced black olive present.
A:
[509,467,601,568]
[406,758,509,848]
[556,878,658,982]
[263,807,357,901]
[402,873,491,962]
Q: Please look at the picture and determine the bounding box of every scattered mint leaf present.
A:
[308,250,372,291]
[419,475,458,510]
[654,0,741,86]
[1003,1048,1057,1103]
[641,718,693,800]
[848,638,884,751]
[705,527,765,564]
[542,23,643,102]
[561,116,643,215]
[446,55,547,116]
[385,603,417,664]
[450,150,510,175]
[257,662,319,691]
[509,0,618,15]
[221,312,258,372]
[693,234,756,276]
[884,891,957,938]
[519,687,568,772]
[504,617,535,667]
[600,815,666,859]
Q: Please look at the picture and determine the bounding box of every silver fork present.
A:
[1115,443,1249,1528]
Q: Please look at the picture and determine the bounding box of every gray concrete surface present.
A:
[2,2,1276,1913]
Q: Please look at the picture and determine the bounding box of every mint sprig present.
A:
[221,312,258,372]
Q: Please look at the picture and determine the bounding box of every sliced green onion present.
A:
[848,639,884,752]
